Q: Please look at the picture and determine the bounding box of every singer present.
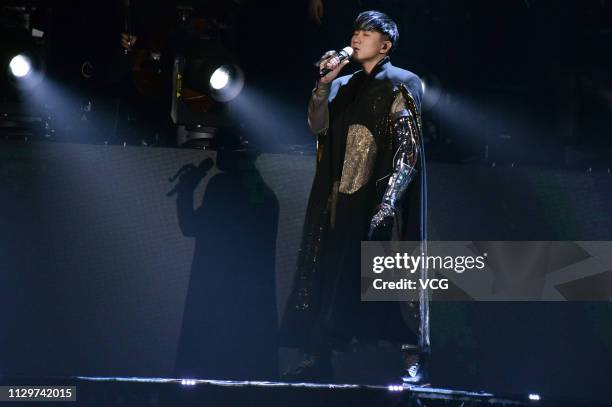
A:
[280,11,428,383]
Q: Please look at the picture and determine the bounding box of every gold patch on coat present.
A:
[339,124,377,194]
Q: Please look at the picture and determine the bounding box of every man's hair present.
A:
[353,10,399,50]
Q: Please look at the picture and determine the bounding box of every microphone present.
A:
[317,46,354,78]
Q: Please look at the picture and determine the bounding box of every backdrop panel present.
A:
[0,141,611,401]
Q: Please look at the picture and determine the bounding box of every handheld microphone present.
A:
[318,46,353,78]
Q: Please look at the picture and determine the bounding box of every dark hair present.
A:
[353,10,399,49]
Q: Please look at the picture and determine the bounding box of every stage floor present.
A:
[0,376,600,406]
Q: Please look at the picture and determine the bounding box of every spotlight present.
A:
[210,66,230,90]
[171,39,245,146]
[208,64,244,102]
[5,50,46,90]
[9,54,31,78]
[170,22,245,147]
[178,39,244,104]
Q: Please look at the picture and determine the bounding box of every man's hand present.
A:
[308,0,324,25]
[368,203,396,241]
[120,33,137,50]
[319,50,350,84]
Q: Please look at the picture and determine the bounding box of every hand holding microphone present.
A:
[317,46,353,84]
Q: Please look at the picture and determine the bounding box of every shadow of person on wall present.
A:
[172,150,279,380]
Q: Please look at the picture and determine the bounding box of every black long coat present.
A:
[280,57,427,350]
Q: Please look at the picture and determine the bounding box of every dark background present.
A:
[2,0,611,163]
[1,0,611,404]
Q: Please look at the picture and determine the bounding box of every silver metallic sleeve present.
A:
[381,91,421,210]
[307,81,331,135]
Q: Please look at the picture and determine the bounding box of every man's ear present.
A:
[381,41,392,54]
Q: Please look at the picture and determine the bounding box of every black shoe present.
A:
[400,346,430,386]
[281,351,333,383]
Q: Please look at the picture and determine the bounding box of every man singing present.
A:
[280,11,429,383]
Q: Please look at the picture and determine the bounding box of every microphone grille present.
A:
[342,46,354,57]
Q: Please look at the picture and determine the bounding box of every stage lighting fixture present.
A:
[170,16,245,147]
[9,54,31,78]
[208,64,244,102]
[4,49,46,90]
[210,66,230,90]
[171,38,245,144]
[178,38,244,104]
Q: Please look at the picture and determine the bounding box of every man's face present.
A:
[350,29,390,62]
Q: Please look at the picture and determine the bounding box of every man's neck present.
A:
[361,54,387,75]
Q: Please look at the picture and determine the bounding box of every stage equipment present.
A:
[171,10,244,147]
[1,5,48,138]
[9,54,31,77]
